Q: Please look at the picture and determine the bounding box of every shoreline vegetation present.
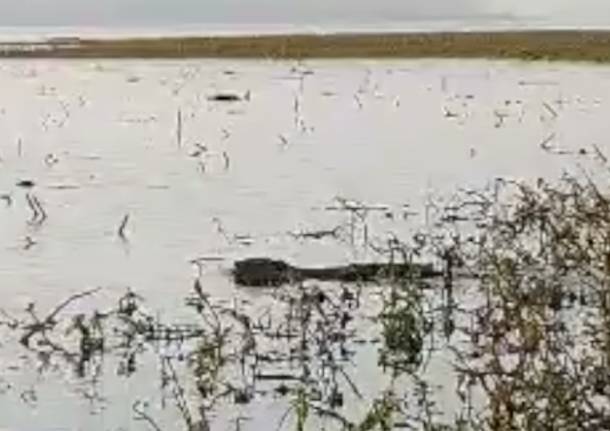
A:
[2,30,610,61]
[10,161,610,430]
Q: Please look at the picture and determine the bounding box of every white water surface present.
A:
[0,58,609,430]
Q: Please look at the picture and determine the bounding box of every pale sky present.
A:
[0,0,608,28]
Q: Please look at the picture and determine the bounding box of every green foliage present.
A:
[294,387,310,431]
[379,281,427,375]
[356,393,399,431]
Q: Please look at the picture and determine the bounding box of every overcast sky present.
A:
[0,0,609,28]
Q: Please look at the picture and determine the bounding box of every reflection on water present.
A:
[0,58,609,429]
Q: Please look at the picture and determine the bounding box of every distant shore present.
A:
[3,30,610,61]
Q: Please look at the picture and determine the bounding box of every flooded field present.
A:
[1,58,610,430]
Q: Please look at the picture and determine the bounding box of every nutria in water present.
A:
[233,258,441,286]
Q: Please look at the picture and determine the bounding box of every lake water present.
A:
[1,58,610,430]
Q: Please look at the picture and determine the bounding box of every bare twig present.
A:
[222,151,230,171]
[118,214,130,241]
[163,356,197,431]
[540,133,556,151]
[45,288,102,326]
[288,226,342,241]
[20,287,101,347]
[23,236,36,250]
[31,195,46,222]
[543,101,558,119]
[25,193,46,225]
[133,401,164,431]
[592,144,608,164]
[176,108,183,148]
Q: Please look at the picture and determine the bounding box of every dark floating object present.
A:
[208,93,241,102]
[233,258,441,287]
[207,90,250,102]
[16,179,35,188]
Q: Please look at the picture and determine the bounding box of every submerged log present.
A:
[233,257,441,286]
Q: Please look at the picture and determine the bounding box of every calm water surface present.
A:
[0,58,609,429]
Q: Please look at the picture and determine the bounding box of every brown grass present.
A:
[4,30,610,61]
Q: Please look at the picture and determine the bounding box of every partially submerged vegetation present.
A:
[4,30,610,61]
[4,150,610,430]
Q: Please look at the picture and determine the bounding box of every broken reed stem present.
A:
[118,214,130,241]
[25,193,38,221]
[20,287,101,347]
[32,195,46,221]
[177,108,183,148]
[163,356,197,431]
[132,401,164,431]
[25,193,47,225]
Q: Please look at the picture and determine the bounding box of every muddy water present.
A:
[0,59,609,429]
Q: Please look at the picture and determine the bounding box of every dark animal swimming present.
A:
[233,257,441,287]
